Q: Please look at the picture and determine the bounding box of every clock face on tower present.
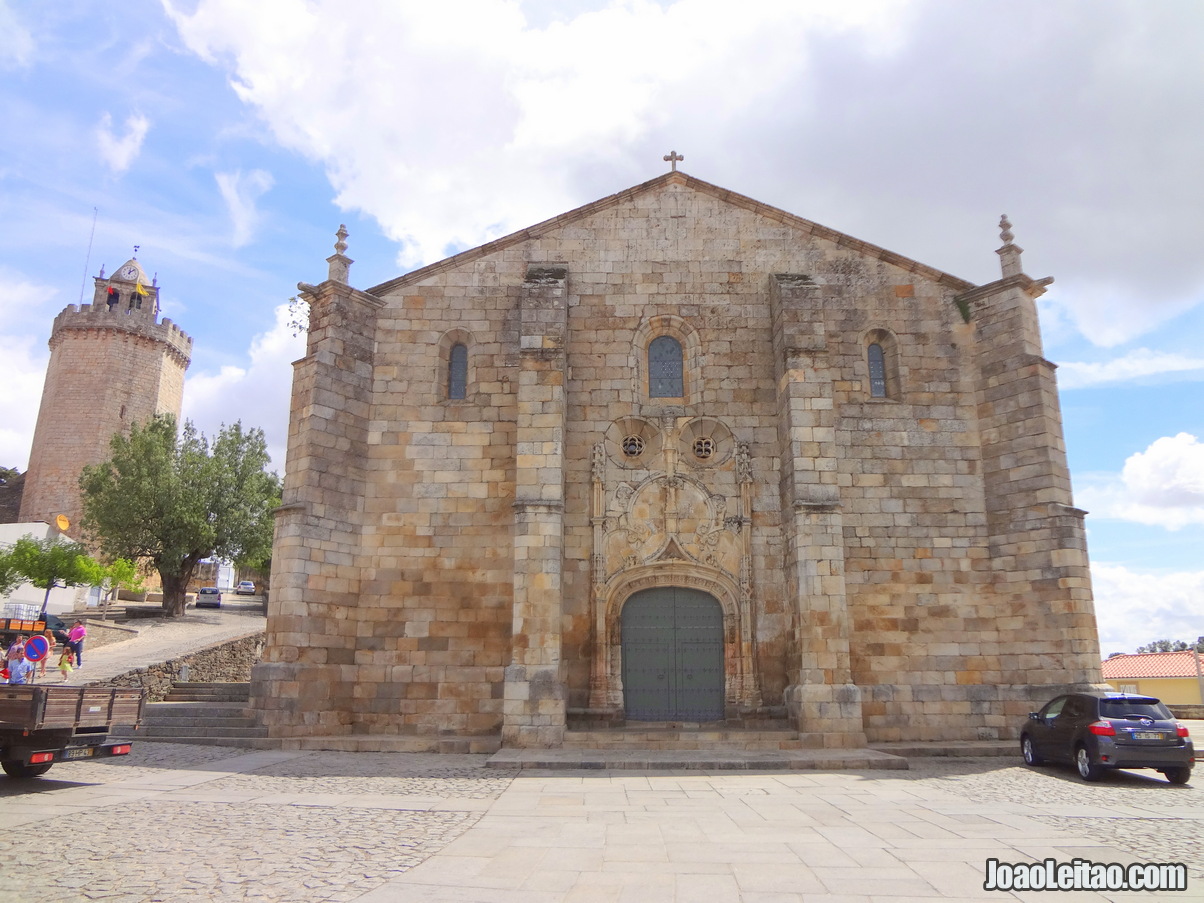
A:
[120,264,139,281]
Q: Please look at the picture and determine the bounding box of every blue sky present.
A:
[2,0,1201,654]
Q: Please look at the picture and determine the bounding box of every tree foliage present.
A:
[0,549,24,596]
[0,535,104,614]
[80,415,280,617]
[1136,638,1204,653]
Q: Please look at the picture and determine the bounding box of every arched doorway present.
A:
[621,586,724,721]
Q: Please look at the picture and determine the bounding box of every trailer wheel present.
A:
[1,760,53,778]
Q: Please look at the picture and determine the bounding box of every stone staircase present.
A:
[563,724,806,750]
[113,681,270,748]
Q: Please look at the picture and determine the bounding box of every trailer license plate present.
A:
[62,747,96,760]
[1133,731,1163,740]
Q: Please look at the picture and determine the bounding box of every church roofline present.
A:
[365,171,977,296]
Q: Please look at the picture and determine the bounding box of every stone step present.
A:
[116,734,283,749]
[165,682,250,701]
[140,714,260,729]
[272,735,503,754]
[869,739,1018,758]
[142,702,250,717]
[132,724,269,739]
[488,747,909,771]
[564,727,804,750]
[164,692,250,703]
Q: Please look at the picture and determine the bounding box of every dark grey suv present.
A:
[1020,692,1194,784]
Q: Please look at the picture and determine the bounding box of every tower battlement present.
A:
[19,254,192,536]
[50,302,193,366]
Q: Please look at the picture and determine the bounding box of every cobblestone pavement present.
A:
[0,745,1200,901]
[897,757,1204,880]
[0,745,518,902]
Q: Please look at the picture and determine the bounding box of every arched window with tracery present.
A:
[448,343,468,400]
[648,335,683,398]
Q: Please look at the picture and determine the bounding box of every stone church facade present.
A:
[254,171,1102,749]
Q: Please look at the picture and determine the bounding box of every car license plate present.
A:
[1133,731,1163,740]
[62,747,96,760]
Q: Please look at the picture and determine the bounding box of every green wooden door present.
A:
[621,587,724,721]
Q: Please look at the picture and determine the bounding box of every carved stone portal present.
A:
[589,417,759,714]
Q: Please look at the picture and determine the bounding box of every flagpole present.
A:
[78,207,98,304]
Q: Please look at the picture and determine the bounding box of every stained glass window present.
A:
[649,336,683,397]
[868,343,886,398]
[448,343,468,399]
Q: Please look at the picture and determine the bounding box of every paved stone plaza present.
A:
[2,743,1200,902]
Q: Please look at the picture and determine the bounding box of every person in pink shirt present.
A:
[67,620,87,667]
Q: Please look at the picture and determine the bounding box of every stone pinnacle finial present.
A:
[996,213,1023,278]
[326,224,353,284]
[999,215,1014,245]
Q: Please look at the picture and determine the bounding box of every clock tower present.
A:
[18,254,193,536]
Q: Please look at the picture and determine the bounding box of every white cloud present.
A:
[162,0,1204,349]
[1092,563,1204,655]
[0,0,34,69]
[96,112,151,174]
[181,302,305,471]
[1057,348,1204,390]
[0,333,46,470]
[215,169,275,247]
[1076,434,1204,530]
[0,268,60,470]
[164,0,913,268]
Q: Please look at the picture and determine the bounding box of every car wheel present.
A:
[1021,735,1043,766]
[1162,767,1192,785]
[1,760,53,778]
[1074,745,1102,782]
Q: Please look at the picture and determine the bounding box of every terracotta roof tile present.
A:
[1101,650,1203,679]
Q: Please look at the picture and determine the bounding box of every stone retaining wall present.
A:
[89,631,265,701]
[73,618,139,650]
[1170,704,1204,720]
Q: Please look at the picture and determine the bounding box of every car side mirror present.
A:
[1028,712,1040,721]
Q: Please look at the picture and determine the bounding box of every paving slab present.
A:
[3,739,1201,901]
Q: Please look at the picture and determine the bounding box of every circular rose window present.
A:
[693,437,715,459]
[621,435,645,457]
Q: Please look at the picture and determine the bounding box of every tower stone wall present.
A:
[19,263,192,535]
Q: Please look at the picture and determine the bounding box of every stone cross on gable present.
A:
[663,150,684,172]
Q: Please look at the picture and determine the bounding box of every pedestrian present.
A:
[5,633,27,670]
[67,620,87,667]
[37,629,55,678]
[7,654,33,684]
[57,649,74,681]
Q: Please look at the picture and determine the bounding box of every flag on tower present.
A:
[134,282,148,296]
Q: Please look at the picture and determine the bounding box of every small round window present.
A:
[692,437,715,459]
[621,436,645,457]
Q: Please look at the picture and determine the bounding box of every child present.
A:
[58,649,74,682]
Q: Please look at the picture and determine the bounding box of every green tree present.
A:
[102,557,145,600]
[2,535,104,615]
[80,415,281,617]
[0,548,24,596]
[1137,638,1203,653]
